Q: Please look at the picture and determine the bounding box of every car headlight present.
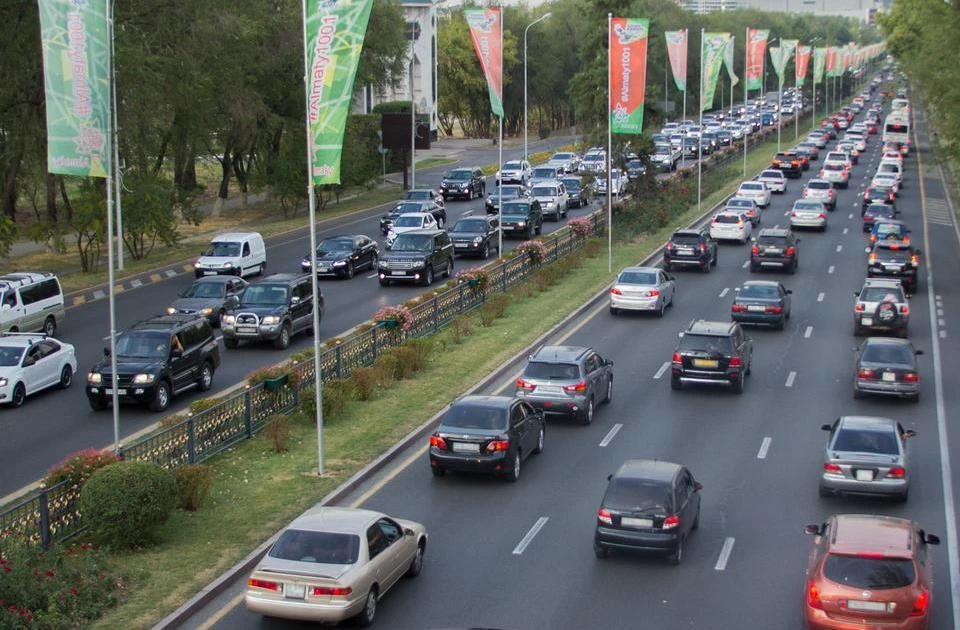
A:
[473,236,483,244]
[378,260,388,269]
[0,377,7,387]
[333,260,347,266]
[411,260,425,269]
[87,372,102,385]
[517,221,526,227]
[221,261,233,268]
[132,373,156,385]
[193,260,202,269]
[222,314,236,325]
[200,307,214,316]
[262,315,281,325]
[166,306,177,315]
[301,259,311,267]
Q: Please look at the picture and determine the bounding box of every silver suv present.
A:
[515,345,614,425]
[854,278,909,337]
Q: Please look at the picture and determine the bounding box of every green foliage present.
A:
[43,448,121,489]
[264,415,291,453]
[350,367,378,401]
[173,464,214,511]
[0,216,19,258]
[67,178,106,273]
[78,462,178,549]
[120,171,181,260]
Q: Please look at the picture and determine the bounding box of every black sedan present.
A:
[867,241,921,294]
[439,167,485,201]
[428,395,544,482]
[485,184,529,215]
[862,203,899,232]
[300,235,379,279]
[861,186,897,214]
[854,337,922,402]
[730,281,792,330]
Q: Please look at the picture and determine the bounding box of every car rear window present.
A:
[823,554,916,590]
[761,170,782,178]
[861,343,913,365]
[678,333,733,354]
[757,235,788,246]
[714,214,741,224]
[860,286,905,302]
[442,404,508,430]
[671,233,701,245]
[739,285,779,299]
[876,247,913,262]
[740,183,763,191]
[603,478,672,512]
[808,181,831,190]
[618,271,657,285]
[523,361,581,380]
[270,530,360,565]
[824,163,844,171]
[793,201,822,211]
[832,428,899,455]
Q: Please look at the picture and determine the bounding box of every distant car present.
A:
[594,459,702,565]
[530,182,568,221]
[580,150,606,173]
[546,151,579,173]
[802,515,939,628]
[664,229,717,272]
[609,266,676,317]
[561,176,590,208]
[789,199,827,231]
[771,152,803,178]
[670,320,753,394]
[244,506,427,626]
[485,184,530,215]
[862,186,897,214]
[528,165,561,188]
[516,345,614,425]
[709,211,752,244]
[736,181,771,208]
[626,157,647,179]
[731,280,792,330]
[835,141,860,164]
[757,169,787,194]
[819,416,915,500]
[439,168,485,200]
[448,215,500,259]
[166,276,248,325]
[725,198,760,226]
[819,162,850,189]
[854,278,910,337]
[428,395,544,481]
[794,142,820,161]
[496,159,531,185]
[385,212,439,249]
[867,241,921,294]
[750,228,800,274]
[403,188,445,207]
[853,338,923,402]
[300,235,379,279]
[802,179,836,211]
[0,333,77,407]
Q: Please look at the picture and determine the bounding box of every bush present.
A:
[350,366,378,401]
[387,347,416,380]
[264,415,291,453]
[43,449,121,489]
[450,317,474,344]
[584,237,602,258]
[479,294,509,327]
[173,464,214,511]
[372,353,398,387]
[405,338,433,372]
[78,461,178,549]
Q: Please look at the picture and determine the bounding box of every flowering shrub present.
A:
[372,305,413,332]
[516,240,548,264]
[567,216,593,238]
[245,364,300,387]
[42,449,120,489]
[456,268,489,290]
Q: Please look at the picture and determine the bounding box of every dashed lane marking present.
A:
[757,437,772,459]
[599,424,623,448]
[719,288,729,298]
[836,245,843,252]
[653,361,671,380]
[828,265,835,274]
[714,537,736,571]
[785,371,797,387]
[741,260,750,269]
[842,227,848,235]
[848,212,854,219]
[513,517,549,555]
[804,326,813,338]
[817,292,824,302]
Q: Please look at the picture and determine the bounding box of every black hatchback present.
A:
[595,459,702,565]
[428,395,544,482]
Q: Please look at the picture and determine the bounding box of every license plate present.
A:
[693,359,719,368]
[748,305,766,312]
[316,266,329,272]
[391,271,406,276]
[855,469,875,481]
[105,388,127,395]
[452,442,480,454]
[861,317,873,326]
[237,326,257,334]
[202,271,216,276]
[621,517,653,528]
[882,372,896,382]
[847,599,886,612]
[677,247,694,255]
[885,264,902,272]
[765,247,781,254]
[284,584,305,599]
[537,385,563,394]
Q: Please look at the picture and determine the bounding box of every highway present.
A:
[180,101,960,629]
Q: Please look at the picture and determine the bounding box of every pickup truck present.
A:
[651,143,681,172]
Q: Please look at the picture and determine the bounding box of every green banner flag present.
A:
[701,32,729,112]
[769,41,795,85]
[304,0,374,185]
[723,35,738,87]
[813,47,827,84]
[38,0,110,178]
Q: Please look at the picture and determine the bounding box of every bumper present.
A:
[855,379,919,398]
[441,187,471,199]
[430,449,510,474]
[867,267,917,284]
[378,269,426,283]
[664,255,710,267]
[502,225,531,236]
[519,394,587,418]
[820,471,909,497]
[453,242,488,257]
[541,206,563,219]
[753,255,797,268]
[610,295,660,311]
[856,314,907,333]
[222,323,284,342]
[791,216,826,229]
[87,385,156,405]
[673,368,739,386]
[245,592,363,623]
[732,312,784,326]
[804,607,927,630]
[594,526,679,555]
[194,266,238,277]
[301,263,348,277]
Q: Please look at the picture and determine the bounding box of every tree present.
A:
[120,172,180,260]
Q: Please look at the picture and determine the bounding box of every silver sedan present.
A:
[818,416,914,502]
[609,266,676,317]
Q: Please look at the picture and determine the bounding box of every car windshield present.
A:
[678,334,733,354]
[618,271,657,285]
[202,241,240,257]
[523,361,580,380]
[317,238,354,253]
[833,427,899,454]
[240,284,288,306]
[0,346,24,366]
[391,234,433,252]
[394,202,422,214]
[453,219,487,233]
[501,202,530,216]
[446,170,471,180]
[181,282,226,299]
[269,529,360,565]
[823,554,916,590]
[862,342,913,365]
[393,215,425,228]
[115,331,170,359]
[405,190,432,200]
[552,153,573,160]
[808,181,831,190]
[491,187,522,200]
[442,404,507,430]
[739,285,779,299]
[562,179,580,191]
[603,478,672,512]
[532,187,557,197]
[503,161,522,170]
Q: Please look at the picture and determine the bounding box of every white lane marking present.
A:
[842,227,849,235]
[164,269,178,278]
[757,437,772,459]
[513,517,549,555]
[653,361,671,380]
[828,265,835,274]
[848,213,854,219]
[817,292,825,302]
[940,330,947,339]
[366,272,378,279]
[835,244,843,252]
[939,318,946,327]
[937,308,944,316]
[785,371,797,387]
[804,326,813,338]
[937,294,943,300]
[714,537,736,571]
[741,260,750,269]
[599,424,623,448]
[783,210,789,216]
[719,287,729,298]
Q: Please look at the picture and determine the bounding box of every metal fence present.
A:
[0,211,602,549]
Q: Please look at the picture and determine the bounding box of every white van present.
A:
[0,272,65,335]
[193,232,266,279]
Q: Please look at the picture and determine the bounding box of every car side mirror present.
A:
[904,429,917,438]
[170,348,183,358]
[864,247,871,254]
[605,359,614,367]
[694,481,703,491]
[606,473,613,481]
[403,527,415,537]
[803,524,822,536]
[925,533,941,545]
[677,332,684,338]
[820,423,832,431]
[290,296,301,306]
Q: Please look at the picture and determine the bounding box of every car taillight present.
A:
[911,590,929,616]
[888,466,907,478]
[737,220,745,228]
[900,305,910,315]
[312,586,353,597]
[516,377,536,392]
[868,253,877,263]
[903,372,919,383]
[647,289,660,297]
[855,303,865,312]
[732,304,747,313]
[248,578,280,591]
[662,515,680,530]
[728,356,742,368]
[807,580,824,610]
[858,369,875,379]
[672,352,682,364]
[666,241,674,251]
[485,439,510,453]
[751,244,759,256]
[870,235,877,244]
[598,508,613,525]
[766,305,783,314]
[429,435,447,450]
[610,287,623,295]
[563,381,587,394]
[911,254,919,265]
[700,243,707,253]
[823,462,842,473]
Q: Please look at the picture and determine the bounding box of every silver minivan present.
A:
[0,272,65,335]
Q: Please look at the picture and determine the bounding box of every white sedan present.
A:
[0,333,77,407]
[609,266,676,317]
[757,169,787,194]
[736,181,771,208]
[710,211,753,244]
[385,212,438,248]
[871,172,901,196]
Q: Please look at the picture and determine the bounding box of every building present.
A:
[682,0,884,18]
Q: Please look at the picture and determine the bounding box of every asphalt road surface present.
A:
[179,102,960,629]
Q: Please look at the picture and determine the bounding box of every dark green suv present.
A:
[378,229,454,286]
[221,273,321,349]
[500,199,543,239]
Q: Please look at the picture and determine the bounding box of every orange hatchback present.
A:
[803,514,940,629]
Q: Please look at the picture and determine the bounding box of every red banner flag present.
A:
[465,8,504,117]
[609,17,649,134]
[665,30,687,92]
[795,45,811,87]
[745,28,769,91]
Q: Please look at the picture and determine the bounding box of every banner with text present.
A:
[745,28,769,91]
[813,47,827,84]
[701,32,730,112]
[665,30,688,92]
[795,45,811,87]
[465,8,504,118]
[38,0,110,178]
[610,18,650,134]
[723,35,739,87]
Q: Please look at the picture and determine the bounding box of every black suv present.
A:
[515,345,614,425]
[867,241,921,293]
[439,167,485,201]
[222,273,320,349]
[378,229,454,286]
[499,199,543,239]
[449,215,500,259]
[485,184,530,215]
[671,320,753,394]
[87,314,220,412]
[750,228,800,273]
[561,176,590,208]
[664,229,717,272]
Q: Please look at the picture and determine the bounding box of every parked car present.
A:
[670,320,752,394]
[439,168,485,201]
[377,229,454,287]
[166,276,249,325]
[299,235,379,279]
[609,266,675,317]
[449,215,500,259]
[663,229,717,272]
[854,278,910,337]
[222,274,320,350]
[0,332,77,407]
[853,338,922,402]
[730,280,792,330]
[516,345,614,425]
[499,199,543,239]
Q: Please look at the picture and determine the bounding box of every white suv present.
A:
[854,279,909,337]
[758,169,787,194]
[736,181,771,208]
[709,211,753,244]
[530,182,568,221]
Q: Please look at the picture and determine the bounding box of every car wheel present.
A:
[609,306,618,316]
[59,365,73,389]
[898,326,909,339]
[667,535,684,566]
[581,398,594,425]
[701,260,711,273]
[422,266,434,286]
[11,383,26,408]
[908,392,920,404]
[603,379,613,404]
[355,588,378,627]
[378,278,390,287]
[712,248,718,266]
[505,451,521,482]
[731,374,745,394]
[656,301,665,318]
[534,424,545,454]
[431,466,446,477]
[88,395,108,411]
[788,260,797,274]
[43,316,57,336]
[481,243,490,259]
[273,324,291,350]
[258,262,266,276]
[150,381,171,412]
[444,259,453,279]
[775,318,785,331]
[594,543,609,559]
[224,337,239,349]
[345,261,354,279]
[670,375,681,391]
[197,361,214,391]
[406,542,425,577]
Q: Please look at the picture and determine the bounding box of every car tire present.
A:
[150,381,171,412]
[603,379,613,404]
[594,543,609,559]
[818,484,833,498]
[701,260,711,273]
[581,398,594,425]
[88,395,108,411]
[355,589,377,627]
[534,424,545,454]
[656,301,665,318]
[406,542,425,577]
[197,361,214,391]
[273,325,291,350]
[431,466,446,477]
[908,392,920,404]
[481,243,490,259]
[667,535,684,566]
[257,262,266,276]
[775,318,785,331]
[692,504,701,530]
[609,306,618,316]
[43,316,57,337]
[11,382,26,408]
[749,262,759,273]
[224,337,239,349]
[731,374,745,394]
[345,262,354,279]
[535,222,542,235]
[505,451,521,482]
[444,259,453,279]
[663,261,672,272]
[59,365,73,389]
[788,260,797,274]
[422,266,434,286]
[670,375,681,391]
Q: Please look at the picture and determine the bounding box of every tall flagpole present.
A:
[697,28,704,215]
[795,45,799,142]
[606,13,612,274]
[109,1,123,271]
[812,59,817,133]
[743,27,748,179]
[777,53,783,152]
[497,3,503,259]
[105,0,120,451]
[410,39,416,190]
[301,0,325,475]
[681,30,687,170]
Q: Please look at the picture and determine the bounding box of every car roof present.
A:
[613,459,682,482]
[211,232,261,241]
[829,514,915,557]
[530,345,591,362]
[741,280,780,289]
[131,314,204,331]
[0,332,56,348]
[451,394,514,409]
[686,319,736,335]
[619,266,659,275]
[758,228,790,237]
[192,275,239,285]
[292,506,384,534]
[259,273,307,283]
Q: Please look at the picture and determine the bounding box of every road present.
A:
[181,101,960,629]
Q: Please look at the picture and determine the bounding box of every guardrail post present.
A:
[335,345,342,380]
[433,296,440,333]
[38,490,51,549]
[372,325,379,361]
[458,282,464,311]
[501,260,508,293]
[243,387,253,438]
[187,415,196,464]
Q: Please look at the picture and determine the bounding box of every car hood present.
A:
[92,357,165,376]
[449,230,484,239]
[304,250,351,263]
[381,251,429,261]
[230,305,286,317]
[442,178,470,186]
[500,213,532,221]
[171,297,220,311]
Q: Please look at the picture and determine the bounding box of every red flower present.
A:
[3,567,11,573]
[69,587,78,596]
[45,569,55,578]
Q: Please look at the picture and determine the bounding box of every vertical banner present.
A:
[609,18,650,134]
[795,45,811,87]
[770,40,797,85]
[723,35,738,86]
[826,47,839,77]
[38,0,110,178]
[745,28,769,91]
[813,47,827,84]
[303,0,374,185]
[665,29,688,92]
[465,8,504,118]
[701,32,730,112]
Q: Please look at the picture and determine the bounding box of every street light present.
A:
[524,12,552,162]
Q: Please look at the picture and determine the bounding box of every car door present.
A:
[170,332,196,391]
[368,519,406,591]
[19,343,46,393]
[660,271,675,303]
[583,354,604,401]
[292,280,313,333]
[226,279,246,308]
[36,340,63,390]
[779,283,791,314]
[679,469,700,536]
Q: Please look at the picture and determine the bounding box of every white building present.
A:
[684,0,884,18]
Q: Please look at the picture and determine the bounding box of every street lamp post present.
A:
[523,12,552,162]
